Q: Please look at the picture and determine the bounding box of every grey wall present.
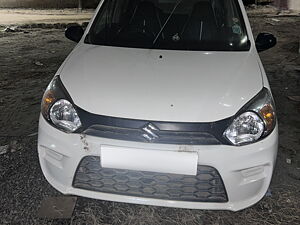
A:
[289,0,300,10]
[0,0,99,8]
[274,0,300,10]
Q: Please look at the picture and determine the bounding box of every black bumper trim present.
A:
[73,156,228,203]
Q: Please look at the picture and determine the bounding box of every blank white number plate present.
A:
[101,145,198,176]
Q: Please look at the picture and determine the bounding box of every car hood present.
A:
[60,44,262,122]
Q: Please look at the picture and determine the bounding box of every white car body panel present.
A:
[38,0,279,211]
[60,46,262,122]
[38,116,278,211]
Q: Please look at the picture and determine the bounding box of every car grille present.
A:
[83,125,221,145]
[73,156,228,203]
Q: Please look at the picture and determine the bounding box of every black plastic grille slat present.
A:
[83,124,221,145]
[73,156,228,203]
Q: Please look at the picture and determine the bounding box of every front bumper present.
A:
[38,115,278,211]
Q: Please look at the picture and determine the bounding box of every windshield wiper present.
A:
[151,0,183,48]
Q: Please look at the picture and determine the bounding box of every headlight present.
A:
[41,76,82,133]
[224,88,276,145]
[50,99,82,132]
[224,112,264,145]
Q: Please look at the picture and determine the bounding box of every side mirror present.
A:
[255,33,277,52]
[65,26,84,43]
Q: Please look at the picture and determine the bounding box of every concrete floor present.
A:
[0,8,299,225]
[0,9,93,25]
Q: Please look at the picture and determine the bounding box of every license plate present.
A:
[100,145,198,176]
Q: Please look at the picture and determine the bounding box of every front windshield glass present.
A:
[85,0,250,51]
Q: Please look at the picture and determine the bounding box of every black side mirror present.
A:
[255,33,277,52]
[65,26,84,43]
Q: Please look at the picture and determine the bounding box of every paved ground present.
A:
[0,8,299,225]
[0,9,93,25]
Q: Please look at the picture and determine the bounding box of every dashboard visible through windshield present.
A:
[85,0,250,51]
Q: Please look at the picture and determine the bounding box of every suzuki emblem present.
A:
[142,123,159,142]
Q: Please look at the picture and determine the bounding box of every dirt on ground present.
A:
[0,8,94,26]
[0,8,299,225]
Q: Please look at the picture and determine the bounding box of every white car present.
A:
[38,0,278,211]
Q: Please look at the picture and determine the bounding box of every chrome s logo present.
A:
[142,123,159,142]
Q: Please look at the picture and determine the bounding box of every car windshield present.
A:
[85,0,250,51]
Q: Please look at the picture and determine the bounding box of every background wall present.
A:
[274,0,288,9]
[0,0,299,10]
[0,0,99,8]
[289,0,300,10]
[273,0,300,10]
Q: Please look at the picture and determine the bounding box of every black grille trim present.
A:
[73,156,228,203]
[75,107,233,145]
[84,124,221,145]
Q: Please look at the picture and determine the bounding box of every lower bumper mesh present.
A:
[73,156,228,203]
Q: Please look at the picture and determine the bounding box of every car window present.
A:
[85,0,250,51]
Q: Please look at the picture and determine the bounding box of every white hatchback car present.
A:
[38,0,278,211]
